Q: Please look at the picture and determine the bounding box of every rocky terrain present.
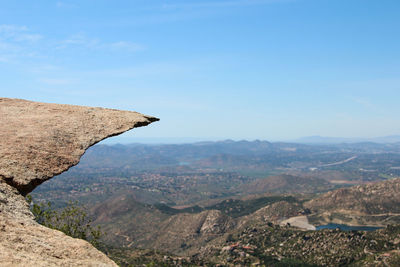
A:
[0,98,158,266]
[195,223,400,266]
[90,193,304,253]
[91,194,237,254]
[305,178,400,226]
[102,215,400,267]
[88,178,400,266]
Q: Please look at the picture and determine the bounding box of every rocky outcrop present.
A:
[0,98,158,266]
[305,178,400,226]
[151,210,235,255]
[305,178,400,214]
[239,201,304,226]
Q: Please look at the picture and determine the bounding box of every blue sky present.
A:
[1,0,400,142]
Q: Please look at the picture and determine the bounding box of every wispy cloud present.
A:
[0,24,42,42]
[0,25,43,63]
[58,33,144,52]
[0,24,145,88]
[57,32,99,49]
[0,25,143,55]
[0,25,28,35]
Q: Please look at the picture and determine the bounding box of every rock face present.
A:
[0,98,159,266]
[0,181,117,267]
[0,97,158,195]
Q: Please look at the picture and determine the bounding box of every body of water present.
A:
[316,223,382,231]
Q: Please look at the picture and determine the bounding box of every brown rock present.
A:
[0,97,159,195]
[0,98,159,266]
[0,181,117,267]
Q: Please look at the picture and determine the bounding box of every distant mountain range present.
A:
[103,135,400,145]
[293,135,400,144]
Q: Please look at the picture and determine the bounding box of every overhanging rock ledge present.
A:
[0,97,159,195]
[0,97,159,266]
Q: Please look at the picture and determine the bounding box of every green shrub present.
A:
[26,195,103,248]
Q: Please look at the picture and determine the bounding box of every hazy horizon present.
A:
[101,134,400,145]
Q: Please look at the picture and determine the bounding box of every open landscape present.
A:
[30,140,400,266]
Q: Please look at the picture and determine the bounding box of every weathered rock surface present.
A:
[0,97,158,195]
[0,181,117,267]
[0,98,159,266]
